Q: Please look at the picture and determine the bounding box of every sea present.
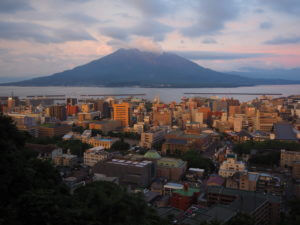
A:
[1,84,300,103]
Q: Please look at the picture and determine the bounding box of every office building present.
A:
[93,158,155,187]
[112,102,131,127]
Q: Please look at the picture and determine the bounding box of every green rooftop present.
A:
[157,157,186,168]
[144,150,161,159]
[173,187,200,197]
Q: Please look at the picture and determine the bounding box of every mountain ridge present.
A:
[2,48,299,88]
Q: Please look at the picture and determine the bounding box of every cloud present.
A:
[254,8,264,14]
[107,37,163,54]
[0,0,33,13]
[100,20,173,41]
[181,0,241,37]
[127,0,173,17]
[0,21,96,43]
[202,38,217,44]
[259,0,300,16]
[171,50,274,60]
[260,22,273,29]
[63,13,100,24]
[264,35,300,45]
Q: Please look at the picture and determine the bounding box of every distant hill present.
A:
[230,67,300,81]
[2,48,299,87]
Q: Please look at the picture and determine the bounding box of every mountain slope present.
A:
[230,68,300,81]
[2,48,298,87]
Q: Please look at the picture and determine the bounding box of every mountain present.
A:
[230,67,300,81]
[2,48,299,88]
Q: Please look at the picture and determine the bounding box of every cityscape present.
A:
[1,93,300,224]
[1,0,300,225]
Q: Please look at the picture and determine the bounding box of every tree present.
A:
[110,140,130,151]
[226,213,254,225]
[0,114,169,225]
[182,150,215,173]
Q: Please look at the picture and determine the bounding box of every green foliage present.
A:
[108,131,141,140]
[182,150,215,173]
[27,135,92,157]
[280,199,300,225]
[248,151,280,166]
[28,135,62,145]
[57,140,92,157]
[200,220,221,225]
[226,213,254,225]
[91,129,103,137]
[0,114,169,225]
[110,140,130,152]
[233,140,300,155]
[72,125,84,134]
[168,150,215,173]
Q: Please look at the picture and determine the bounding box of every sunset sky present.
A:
[1,0,300,78]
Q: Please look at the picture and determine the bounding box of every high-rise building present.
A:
[66,98,77,106]
[112,102,131,127]
[255,110,280,132]
[46,105,67,121]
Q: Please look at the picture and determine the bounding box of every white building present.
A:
[218,153,247,178]
[83,146,111,167]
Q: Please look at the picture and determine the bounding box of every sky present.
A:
[0,0,300,79]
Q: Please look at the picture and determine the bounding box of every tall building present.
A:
[254,110,280,132]
[153,110,172,126]
[140,129,165,149]
[112,102,131,127]
[280,149,300,168]
[66,98,77,106]
[46,105,67,121]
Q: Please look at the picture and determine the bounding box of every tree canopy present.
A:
[0,114,169,225]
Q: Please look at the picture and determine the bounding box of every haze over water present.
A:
[1,84,300,103]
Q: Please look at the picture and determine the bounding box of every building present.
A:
[254,110,280,132]
[157,157,187,181]
[273,122,298,141]
[84,146,111,167]
[292,161,300,179]
[78,111,101,121]
[89,120,121,133]
[170,184,200,210]
[112,102,131,127]
[84,137,117,149]
[67,105,79,116]
[140,129,165,149]
[207,186,281,225]
[26,143,62,160]
[153,110,172,126]
[46,105,67,121]
[53,154,78,167]
[66,98,77,105]
[239,172,259,191]
[256,173,283,196]
[218,153,247,178]
[38,123,72,137]
[93,158,155,187]
[280,149,300,168]
[162,139,191,155]
[8,113,38,137]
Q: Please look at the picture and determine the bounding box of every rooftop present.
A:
[144,150,161,159]
[157,157,186,168]
[274,122,298,141]
[173,187,200,197]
